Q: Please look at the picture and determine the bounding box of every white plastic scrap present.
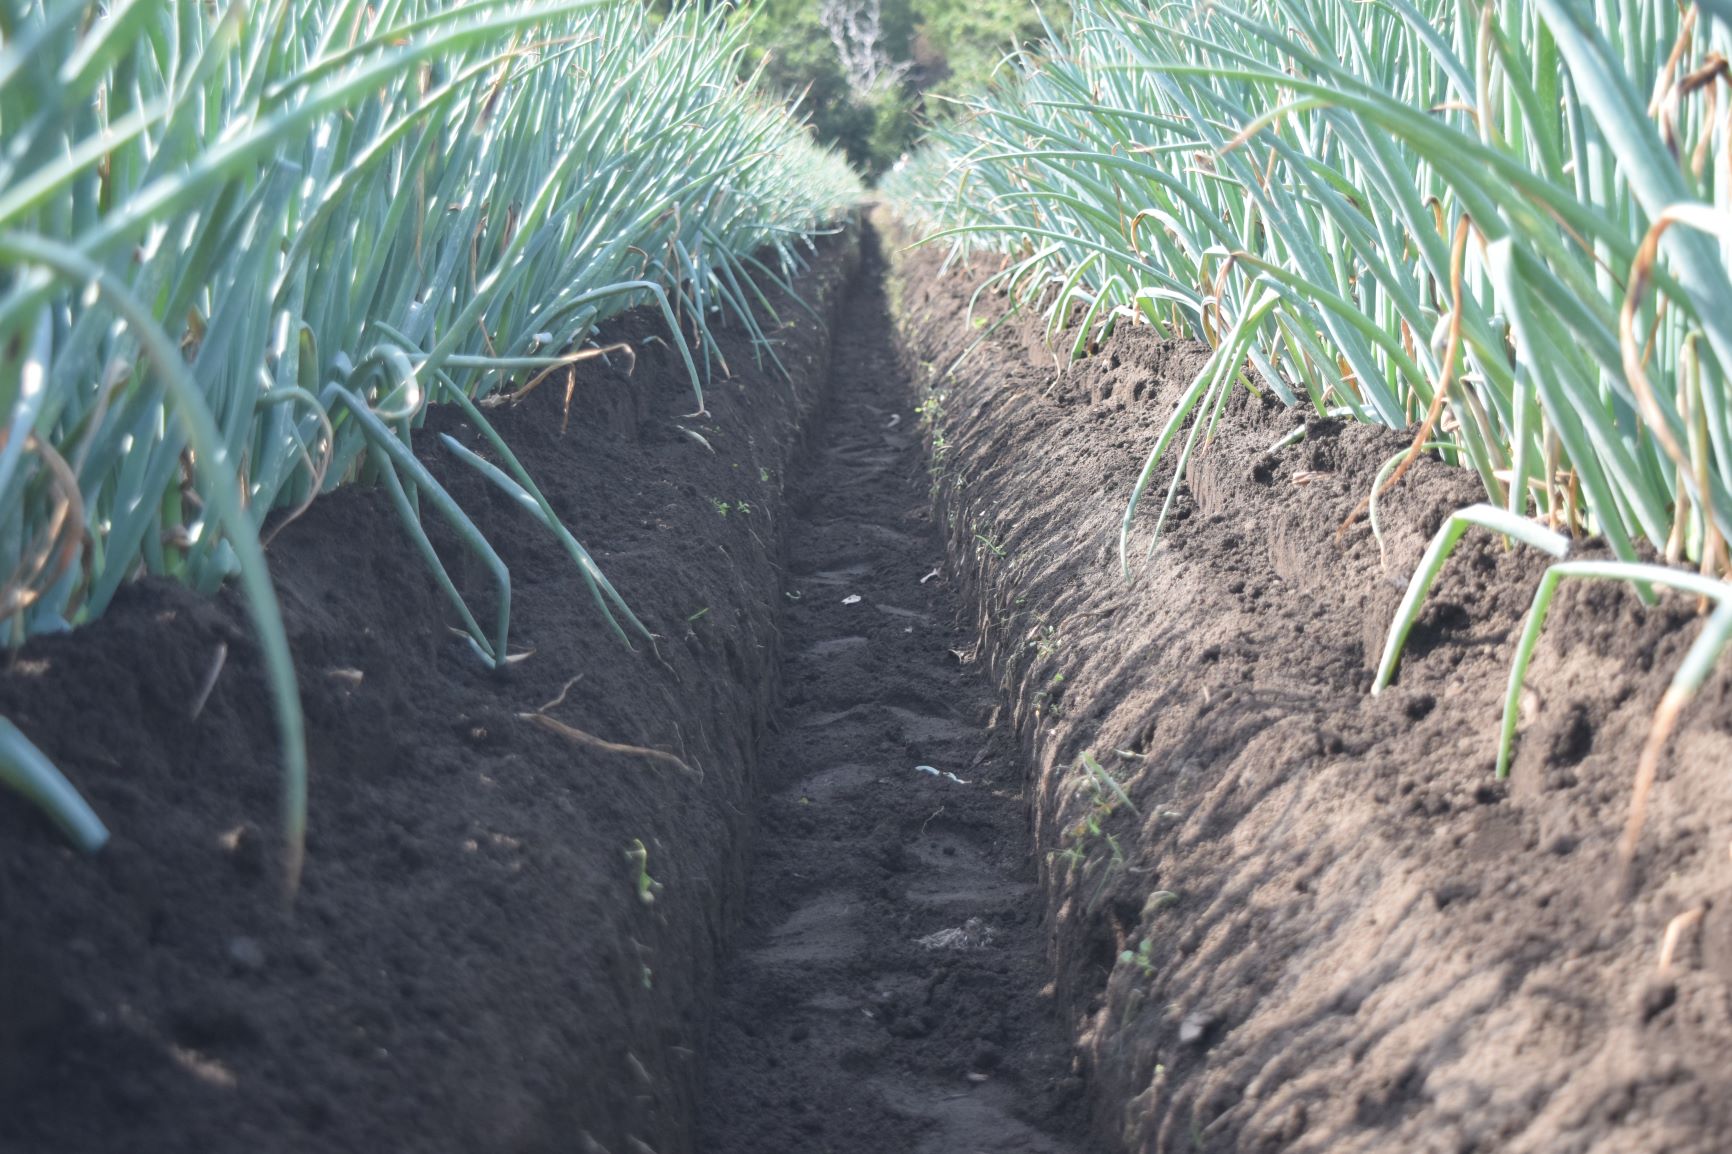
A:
[1179,1010,1217,1046]
[841,594,862,605]
[914,765,971,785]
[917,917,995,950]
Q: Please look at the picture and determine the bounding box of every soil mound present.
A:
[890,225,1732,1154]
[0,238,856,1154]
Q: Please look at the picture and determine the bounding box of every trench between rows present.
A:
[691,225,1094,1154]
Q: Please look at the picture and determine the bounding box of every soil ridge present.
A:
[889,224,1732,1154]
[0,235,858,1154]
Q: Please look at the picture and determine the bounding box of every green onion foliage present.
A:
[883,0,1732,856]
[0,0,859,887]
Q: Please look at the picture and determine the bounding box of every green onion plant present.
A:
[883,0,1732,863]
[0,0,860,889]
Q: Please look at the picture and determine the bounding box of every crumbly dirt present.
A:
[0,237,857,1154]
[887,220,1732,1154]
[697,226,1098,1154]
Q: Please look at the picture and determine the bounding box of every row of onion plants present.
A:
[0,0,860,889]
[882,0,1732,863]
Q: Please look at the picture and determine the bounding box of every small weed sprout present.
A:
[918,392,951,465]
[1030,624,1059,661]
[1053,751,1141,912]
[1034,671,1067,719]
[974,528,1006,558]
[626,839,663,906]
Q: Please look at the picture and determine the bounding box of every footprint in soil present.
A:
[696,228,1096,1154]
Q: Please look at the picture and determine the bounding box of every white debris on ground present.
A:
[914,764,971,785]
[916,917,995,951]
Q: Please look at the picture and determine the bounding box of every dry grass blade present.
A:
[1618,683,1690,873]
[1619,210,1706,487]
[0,433,87,618]
[260,400,336,548]
[491,342,636,411]
[534,673,585,714]
[189,642,229,721]
[518,710,698,778]
[1339,216,1471,540]
[1657,905,1705,974]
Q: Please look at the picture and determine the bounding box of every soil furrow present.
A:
[697,226,1096,1154]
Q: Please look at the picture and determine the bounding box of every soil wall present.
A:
[887,226,1732,1154]
[0,234,858,1154]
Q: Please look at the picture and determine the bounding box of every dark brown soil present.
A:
[887,221,1732,1154]
[697,227,1097,1154]
[9,212,1729,1154]
[0,237,857,1154]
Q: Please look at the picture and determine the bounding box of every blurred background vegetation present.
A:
[649,1,1058,180]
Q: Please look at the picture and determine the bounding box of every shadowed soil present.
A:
[698,228,1097,1154]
